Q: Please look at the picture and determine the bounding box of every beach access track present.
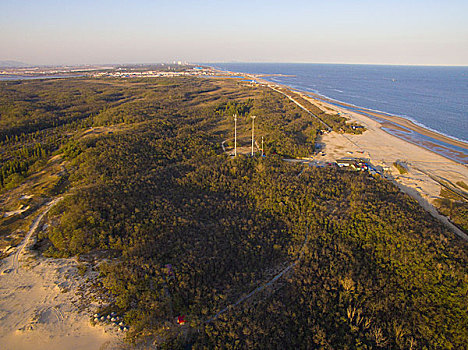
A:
[4,197,62,274]
[205,228,310,323]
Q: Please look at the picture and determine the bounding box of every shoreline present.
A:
[269,80,468,240]
[300,91,468,165]
[279,83,468,240]
[243,72,467,165]
[307,92,468,151]
[305,94,468,165]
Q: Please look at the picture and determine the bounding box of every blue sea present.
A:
[211,63,468,158]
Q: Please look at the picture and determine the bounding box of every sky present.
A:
[1,0,467,66]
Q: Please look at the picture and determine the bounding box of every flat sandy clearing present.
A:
[0,204,121,350]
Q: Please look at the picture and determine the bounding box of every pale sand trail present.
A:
[0,201,121,350]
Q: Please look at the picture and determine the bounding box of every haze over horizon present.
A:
[1,0,467,66]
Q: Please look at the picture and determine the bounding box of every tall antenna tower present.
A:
[233,114,237,157]
[251,115,256,156]
[261,136,264,156]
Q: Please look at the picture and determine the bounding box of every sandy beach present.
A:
[309,93,468,152]
[0,257,119,350]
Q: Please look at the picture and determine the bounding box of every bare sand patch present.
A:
[0,206,122,350]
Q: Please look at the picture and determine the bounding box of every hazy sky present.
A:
[1,0,467,65]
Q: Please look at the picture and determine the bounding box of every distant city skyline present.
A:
[1,0,467,66]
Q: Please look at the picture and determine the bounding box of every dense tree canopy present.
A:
[1,77,466,349]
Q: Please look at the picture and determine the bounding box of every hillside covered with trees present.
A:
[0,77,466,349]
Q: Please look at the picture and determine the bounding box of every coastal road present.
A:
[412,165,468,202]
[392,178,468,242]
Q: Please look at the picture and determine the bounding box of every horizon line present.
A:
[201,61,468,67]
[2,60,467,68]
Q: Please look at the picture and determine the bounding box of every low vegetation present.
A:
[393,161,408,175]
[434,186,468,234]
[276,88,366,134]
[456,180,468,191]
[434,198,468,233]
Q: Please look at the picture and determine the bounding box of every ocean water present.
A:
[211,63,468,144]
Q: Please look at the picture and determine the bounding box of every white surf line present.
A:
[10,197,63,273]
[205,228,309,323]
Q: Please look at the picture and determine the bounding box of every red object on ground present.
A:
[177,315,186,325]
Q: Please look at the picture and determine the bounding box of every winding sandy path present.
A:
[8,198,62,274]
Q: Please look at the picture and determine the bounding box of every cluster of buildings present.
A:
[0,64,219,80]
[0,65,113,77]
[306,157,389,177]
[93,67,216,79]
[335,158,384,175]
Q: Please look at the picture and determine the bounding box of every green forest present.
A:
[0,77,467,349]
